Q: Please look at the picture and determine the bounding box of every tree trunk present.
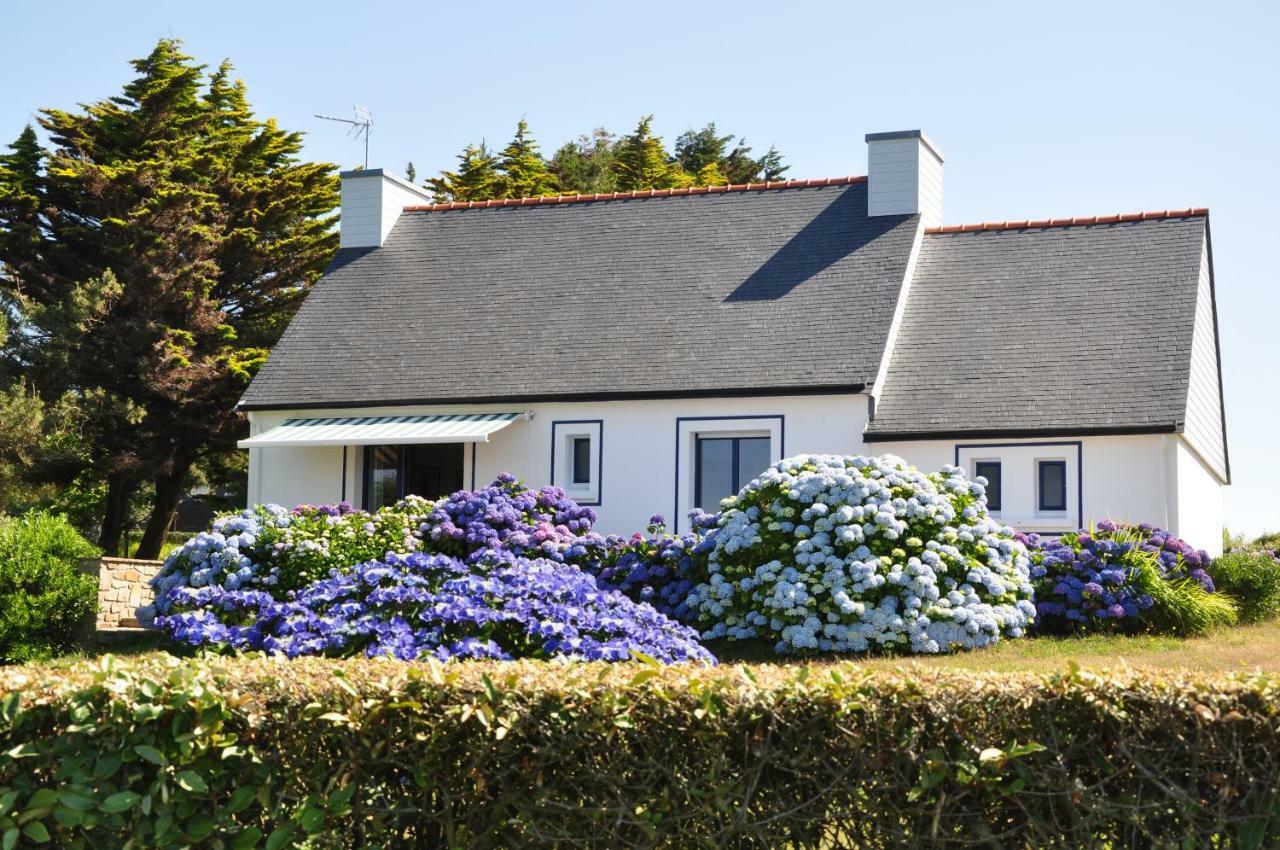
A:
[135,454,193,560]
[98,472,137,557]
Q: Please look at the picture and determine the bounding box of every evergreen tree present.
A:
[404,161,416,182]
[498,119,557,198]
[612,116,687,191]
[427,143,502,202]
[674,123,734,177]
[548,129,618,195]
[0,39,339,555]
[724,139,790,184]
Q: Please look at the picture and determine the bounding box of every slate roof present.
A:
[238,180,919,410]
[864,215,1209,439]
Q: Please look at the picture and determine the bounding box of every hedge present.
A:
[1,656,1278,848]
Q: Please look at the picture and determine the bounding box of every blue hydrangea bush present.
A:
[141,499,433,622]
[155,552,712,664]
[687,454,1036,654]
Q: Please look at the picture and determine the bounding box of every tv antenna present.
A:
[315,106,373,169]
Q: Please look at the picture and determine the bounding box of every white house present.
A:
[237,130,1230,554]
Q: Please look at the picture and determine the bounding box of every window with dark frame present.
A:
[695,436,770,512]
[1038,460,1068,511]
[571,436,591,485]
[974,460,1002,512]
[362,444,464,510]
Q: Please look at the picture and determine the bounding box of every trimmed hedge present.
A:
[1,656,1278,848]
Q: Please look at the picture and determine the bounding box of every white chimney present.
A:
[865,130,944,227]
[339,168,434,249]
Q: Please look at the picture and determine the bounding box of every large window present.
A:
[695,436,770,512]
[974,460,1002,512]
[1038,460,1067,512]
[362,444,464,510]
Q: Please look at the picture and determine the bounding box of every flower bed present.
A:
[687,454,1036,654]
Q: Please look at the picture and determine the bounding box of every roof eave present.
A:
[863,423,1181,443]
[237,383,869,413]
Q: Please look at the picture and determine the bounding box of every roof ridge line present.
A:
[403,175,868,213]
[926,207,1209,234]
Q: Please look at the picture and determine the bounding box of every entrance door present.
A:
[363,443,465,509]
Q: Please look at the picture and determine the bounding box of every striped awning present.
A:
[238,413,529,448]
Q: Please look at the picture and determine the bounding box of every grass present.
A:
[53,619,1280,675]
[707,619,1280,674]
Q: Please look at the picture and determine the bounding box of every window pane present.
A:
[366,446,400,510]
[404,443,464,500]
[572,437,591,484]
[975,461,1001,511]
[1039,461,1067,511]
[736,438,772,491]
[696,438,734,511]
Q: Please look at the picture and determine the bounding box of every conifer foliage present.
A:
[428,117,788,201]
[0,39,339,556]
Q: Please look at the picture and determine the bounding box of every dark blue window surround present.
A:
[695,436,770,512]
[1038,460,1067,511]
[974,460,1002,511]
[571,436,591,484]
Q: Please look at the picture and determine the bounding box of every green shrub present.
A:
[1212,551,1280,623]
[0,513,99,663]
[2,654,1278,848]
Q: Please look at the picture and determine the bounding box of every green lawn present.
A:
[73,620,1280,675]
[707,619,1280,673]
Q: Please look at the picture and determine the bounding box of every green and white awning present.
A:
[239,413,529,448]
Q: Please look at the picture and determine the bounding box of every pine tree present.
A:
[724,140,790,184]
[497,119,558,198]
[428,143,502,202]
[0,39,339,555]
[405,161,416,182]
[612,116,686,191]
[674,123,734,177]
[549,129,618,195]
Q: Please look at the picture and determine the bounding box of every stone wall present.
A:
[88,557,163,630]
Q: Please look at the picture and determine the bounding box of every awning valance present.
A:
[239,413,529,448]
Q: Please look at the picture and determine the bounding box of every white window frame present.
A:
[675,416,783,532]
[550,420,602,506]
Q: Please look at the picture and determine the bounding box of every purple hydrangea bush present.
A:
[1106,520,1214,591]
[590,513,718,624]
[419,474,610,566]
[155,552,713,664]
[1025,522,1235,634]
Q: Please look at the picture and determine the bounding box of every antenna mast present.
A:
[315,106,373,169]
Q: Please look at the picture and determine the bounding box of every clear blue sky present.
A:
[4,1,1277,537]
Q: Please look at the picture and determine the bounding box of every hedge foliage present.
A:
[2,655,1278,848]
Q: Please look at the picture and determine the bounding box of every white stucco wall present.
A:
[246,393,871,535]
[245,403,1224,549]
[870,433,1220,550]
[1172,436,1226,556]
[1182,236,1229,482]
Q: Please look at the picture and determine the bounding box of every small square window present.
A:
[571,436,591,484]
[1038,460,1067,512]
[974,461,1002,512]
